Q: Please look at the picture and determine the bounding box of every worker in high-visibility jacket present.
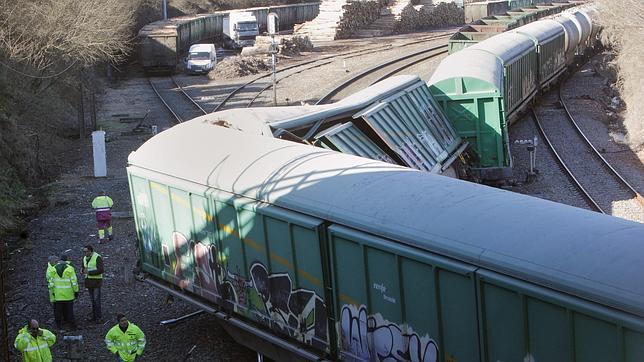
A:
[14,319,56,362]
[51,254,79,331]
[105,314,146,361]
[81,244,104,322]
[45,255,58,310]
[92,191,114,243]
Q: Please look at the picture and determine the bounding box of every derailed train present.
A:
[127,121,644,361]
[429,6,600,180]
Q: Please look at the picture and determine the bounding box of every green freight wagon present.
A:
[448,2,576,55]
[138,2,320,72]
[127,122,644,361]
[464,0,509,23]
[429,32,537,179]
[514,19,567,88]
[448,24,508,54]
[508,0,534,9]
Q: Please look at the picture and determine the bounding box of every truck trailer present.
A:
[223,12,259,49]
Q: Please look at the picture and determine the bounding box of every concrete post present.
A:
[92,131,107,177]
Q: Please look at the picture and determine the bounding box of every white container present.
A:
[92,130,107,177]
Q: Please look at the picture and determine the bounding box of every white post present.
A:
[271,43,277,107]
[92,131,107,177]
[267,13,279,107]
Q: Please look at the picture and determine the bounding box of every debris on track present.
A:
[208,56,270,79]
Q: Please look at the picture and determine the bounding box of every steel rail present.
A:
[558,87,644,207]
[246,60,333,107]
[370,48,448,85]
[531,108,605,213]
[316,43,448,105]
[148,78,184,124]
[211,57,326,112]
[248,46,450,108]
[213,33,454,112]
[172,76,208,115]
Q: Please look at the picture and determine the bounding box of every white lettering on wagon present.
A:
[373,282,396,304]
[373,283,386,293]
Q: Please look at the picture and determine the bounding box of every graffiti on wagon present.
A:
[164,231,328,349]
[340,304,438,362]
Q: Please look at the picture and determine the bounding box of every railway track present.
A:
[150,33,453,122]
[211,32,452,111]
[532,87,643,215]
[148,77,206,123]
[316,44,448,104]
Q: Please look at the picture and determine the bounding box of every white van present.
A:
[185,44,217,74]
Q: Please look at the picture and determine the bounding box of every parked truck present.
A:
[223,12,259,49]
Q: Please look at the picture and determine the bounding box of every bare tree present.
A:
[0,0,139,72]
[596,0,644,147]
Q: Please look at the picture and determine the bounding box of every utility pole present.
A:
[267,13,279,107]
[162,0,168,20]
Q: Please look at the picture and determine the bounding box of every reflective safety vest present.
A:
[14,325,56,362]
[83,252,103,280]
[45,263,56,303]
[92,195,113,210]
[105,322,146,362]
[52,263,79,301]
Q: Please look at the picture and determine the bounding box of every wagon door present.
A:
[327,225,480,362]
[208,193,333,355]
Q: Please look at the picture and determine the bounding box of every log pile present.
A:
[241,35,314,56]
[394,2,464,33]
[336,1,385,39]
[294,0,386,43]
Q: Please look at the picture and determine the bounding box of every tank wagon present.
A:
[127,122,644,361]
[449,1,577,54]
[138,2,319,72]
[430,6,598,180]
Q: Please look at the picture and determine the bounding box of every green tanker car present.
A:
[127,121,644,361]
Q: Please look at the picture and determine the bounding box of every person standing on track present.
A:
[14,319,56,362]
[81,244,104,323]
[105,314,146,362]
[92,191,114,243]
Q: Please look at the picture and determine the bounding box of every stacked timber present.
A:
[353,0,412,37]
[395,2,464,33]
[294,0,385,43]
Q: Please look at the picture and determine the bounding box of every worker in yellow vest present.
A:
[105,314,146,361]
[81,244,104,323]
[92,191,114,243]
[14,319,56,362]
[52,254,79,331]
[45,255,57,311]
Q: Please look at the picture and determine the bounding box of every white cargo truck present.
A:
[223,12,259,49]
[185,44,217,74]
